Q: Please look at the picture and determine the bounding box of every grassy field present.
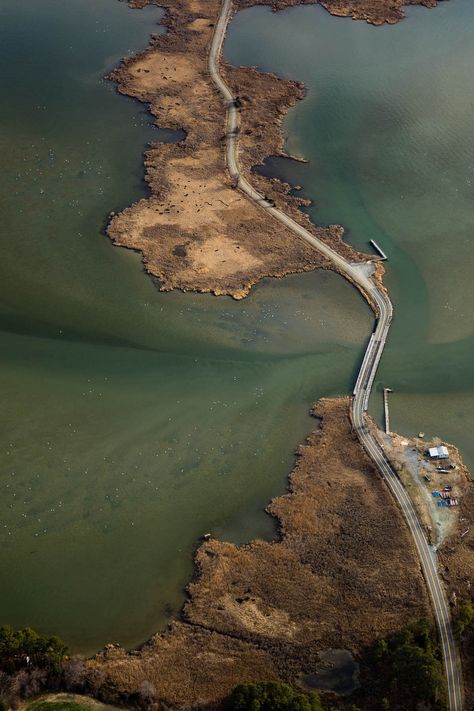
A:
[25,695,121,711]
[27,703,91,711]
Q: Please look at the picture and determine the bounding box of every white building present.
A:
[428,446,449,459]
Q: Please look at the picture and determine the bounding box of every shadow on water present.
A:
[302,649,360,696]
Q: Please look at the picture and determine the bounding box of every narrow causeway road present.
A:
[209,1,464,708]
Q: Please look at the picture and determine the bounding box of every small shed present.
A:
[428,446,449,459]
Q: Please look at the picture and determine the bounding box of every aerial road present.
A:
[209,1,464,708]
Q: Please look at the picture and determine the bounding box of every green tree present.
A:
[392,642,444,701]
[375,639,389,660]
[363,620,448,711]
[454,600,474,638]
[0,626,68,674]
[226,681,322,711]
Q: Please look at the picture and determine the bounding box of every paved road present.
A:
[208,2,463,708]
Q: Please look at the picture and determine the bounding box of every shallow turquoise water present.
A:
[0,0,371,651]
[225,0,474,469]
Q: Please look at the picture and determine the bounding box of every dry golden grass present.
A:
[235,0,439,26]
[88,399,430,708]
[109,0,367,298]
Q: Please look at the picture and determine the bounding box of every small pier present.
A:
[370,239,387,261]
[383,388,392,434]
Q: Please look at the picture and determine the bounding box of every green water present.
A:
[225,0,474,469]
[0,0,372,652]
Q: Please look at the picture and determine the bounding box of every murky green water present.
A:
[225,0,474,470]
[0,1,371,651]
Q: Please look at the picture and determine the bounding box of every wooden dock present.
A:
[383,388,392,434]
[370,239,387,261]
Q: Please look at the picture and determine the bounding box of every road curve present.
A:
[208,1,463,708]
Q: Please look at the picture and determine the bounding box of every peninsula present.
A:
[108,0,378,299]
